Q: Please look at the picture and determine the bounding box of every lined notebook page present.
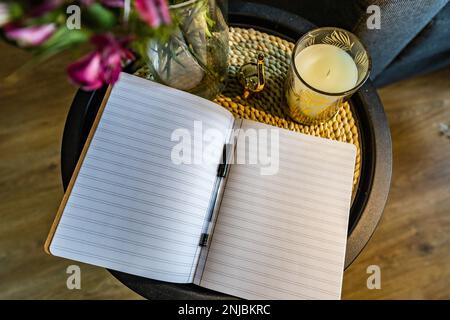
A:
[49,73,234,283]
[199,120,356,299]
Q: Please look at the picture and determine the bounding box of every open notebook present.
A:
[45,73,356,300]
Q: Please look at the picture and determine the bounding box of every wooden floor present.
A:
[1,41,449,299]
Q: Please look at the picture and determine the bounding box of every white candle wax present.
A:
[294,44,358,93]
[286,43,359,120]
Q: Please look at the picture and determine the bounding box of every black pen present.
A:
[199,144,230,247]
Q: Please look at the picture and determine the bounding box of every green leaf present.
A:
[84,3,117,31]
[26,9,64,25]
[33,27,90,59]
[8,2,24,20]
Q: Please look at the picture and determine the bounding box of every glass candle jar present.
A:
[285,27,371,125]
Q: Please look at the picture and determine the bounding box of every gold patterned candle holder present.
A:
[285,27,371,125]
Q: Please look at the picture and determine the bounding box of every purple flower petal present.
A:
[67,52,104,91]
[135,0,162,27]
[5,23,56,47]
[101,0,125,7]
[101,49,122,84]
[155,0,171,24]
[90,33,116,50]
[67,34,133,89]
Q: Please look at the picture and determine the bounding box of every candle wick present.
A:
[326,69,331,77]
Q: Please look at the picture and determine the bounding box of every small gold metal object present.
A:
[237,53,266,99]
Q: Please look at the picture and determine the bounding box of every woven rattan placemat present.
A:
[136,27,361,189]
[218,27,361,189]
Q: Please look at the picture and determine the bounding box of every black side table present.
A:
[60,1,392,299]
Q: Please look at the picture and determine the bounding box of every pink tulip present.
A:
[135,0,171,27]
[4,23,56,47]
[67,52,104,91]
[67,34,135,90]
[155,0,171,24]
[92,34,133,85]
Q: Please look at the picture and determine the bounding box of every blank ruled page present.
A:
[200,120,356,299]
[49,73,234,283]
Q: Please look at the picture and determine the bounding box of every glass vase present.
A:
[147,0,229,100]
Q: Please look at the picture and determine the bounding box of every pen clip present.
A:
[199,233,209,246]
[217,143,232,178]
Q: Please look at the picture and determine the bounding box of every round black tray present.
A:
[60,1,392,299]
